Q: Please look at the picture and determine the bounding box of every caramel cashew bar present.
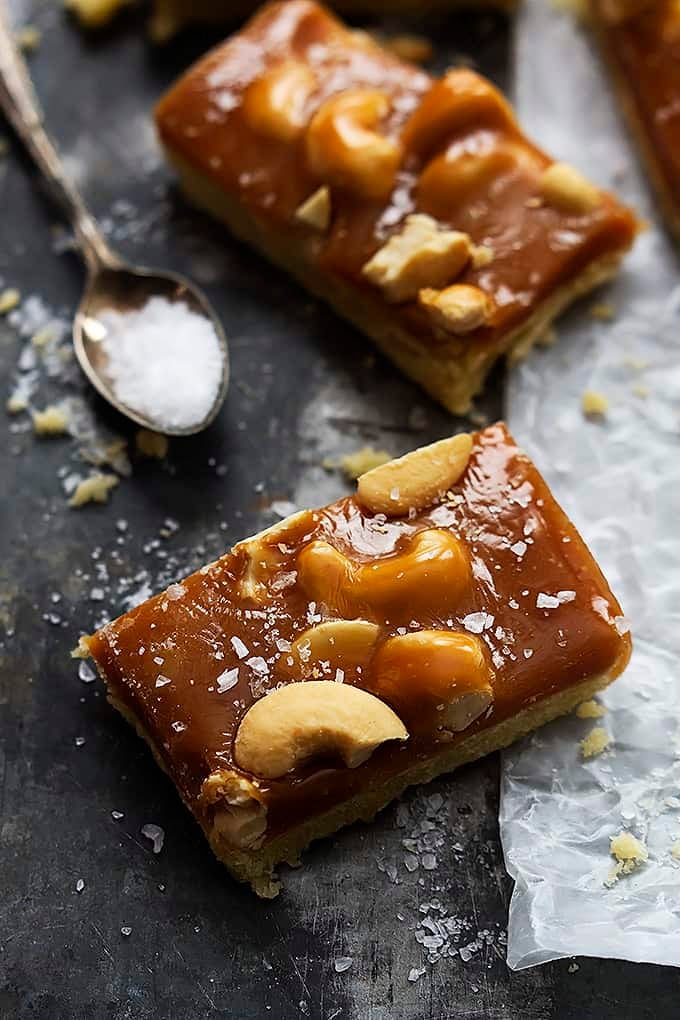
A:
[590,0,680,241]
[82,424,632,896]
[154,0,637,415]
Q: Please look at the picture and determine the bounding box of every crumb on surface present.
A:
[0,288,20,314]
[334,446,392,480]
[590,301,615,321]
[16,25,41,51]
[33,405,70,436]
[31,326,55,348]
[576,699,606,719]
[580,726,610,758]
[71,636,91,659]
[135,429,169,459]
[65,0,129,28]
[605,830,648,885]
[6,392,28,415]
[671,841,680,860]
[581,389,609,417]
[68,473,119,508]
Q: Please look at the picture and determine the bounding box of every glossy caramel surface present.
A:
[592,0,680,220]
[155,0,636,354]
[88,424,631,838]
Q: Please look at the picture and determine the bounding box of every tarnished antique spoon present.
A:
[0,3,229,435]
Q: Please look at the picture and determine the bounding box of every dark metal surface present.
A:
[1,3,679,1017]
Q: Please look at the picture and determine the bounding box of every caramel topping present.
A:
[87,423,631,843]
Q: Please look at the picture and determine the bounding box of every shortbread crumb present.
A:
[671,841,680,860]
[336,446,392,480]
[580,726,610,758]
[576,699,606,719]
[33,405,70,436]
[69,473,119,508]
[582,390,609,417]
[135,429,169,459]
[0,288,20,314]
[605,831,648,885]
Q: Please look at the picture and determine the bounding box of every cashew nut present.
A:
[357,433,472,516]
[305,89,402,200]
[295,185,332,232]
[234,681,408,779]
[284,619,381,678]
[297,529,471,618]
[233,510,311,602]
[538,162,601,215]
[361,214,473,303]
[371,630,493,732]
[419,284,494,336]
[202,770,268,850]
[242,61,316,142]
[402,69,517,160]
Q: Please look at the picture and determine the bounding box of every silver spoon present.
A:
[0,4,229,436]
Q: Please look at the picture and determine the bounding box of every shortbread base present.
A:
[109,664,621,897]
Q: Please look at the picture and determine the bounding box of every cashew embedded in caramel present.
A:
[284,619,380,678]
[538,162,601,215]
[305,89,402,200]
[419,284,494,336]
[234,681,408,779]
[361,214,473,303]
[234,510,311,603]
[371,630,493,732]
[242,60,316,142]
[297,529,471,618]
[402,69,518,160]
[357,432,473,516]
[202,770,268,850]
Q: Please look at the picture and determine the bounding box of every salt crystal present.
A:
[614,615,631,635]
[171,720,186,733]
[166,583,186,601]
[333,957,353,973]
[510,541,527,558]
[404,853,419,872]
[78,661,96,684]
[461,612,487,635]
[155,674,172,687]
[120,926,132,937]
[111,810,124,820]
[74,736,85,747]
[97,297,223,431]
[141,823,165,854]
[334,668,344,683]
[536,593,560,610]
[407,967,426,983]
[231,636,249,659]
[216,667,239,693]
[421,853,437,870]
[75,878,85,893]
[557,590,576,604]
[246,656,269,675]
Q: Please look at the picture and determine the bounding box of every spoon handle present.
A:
[0,2,120,271]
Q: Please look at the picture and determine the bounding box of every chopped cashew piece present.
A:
[605,830,648,885]
[285,619,380,679]
[242,61,316,142]
[306,89,402,200]
[580,726,611,758]
[0,288,20,314]
[32,405,70,436]
[234,510,311,603]
[68,473,119,508]
[295,186,331,232]
[539,162,601,214]
[419,284,493,336]
[471,244,494,269]
[357,432,472,516]
[582,390,609,417]
[576,699,606,719]
[234,681,408,779]
[372,630,493,732]
[202,770,267,850]
[361,214,472,303]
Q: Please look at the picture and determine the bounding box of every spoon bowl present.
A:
[0,3,230,436]
[75,264,230,436]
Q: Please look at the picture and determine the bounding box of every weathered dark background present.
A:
[1,2,678,1017]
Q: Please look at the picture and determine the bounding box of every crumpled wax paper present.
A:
[499,0,680,969]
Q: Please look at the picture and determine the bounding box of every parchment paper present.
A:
[500,0,680,969]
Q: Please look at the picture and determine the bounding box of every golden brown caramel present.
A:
[591,0,680,235]
[86,424,631,843]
